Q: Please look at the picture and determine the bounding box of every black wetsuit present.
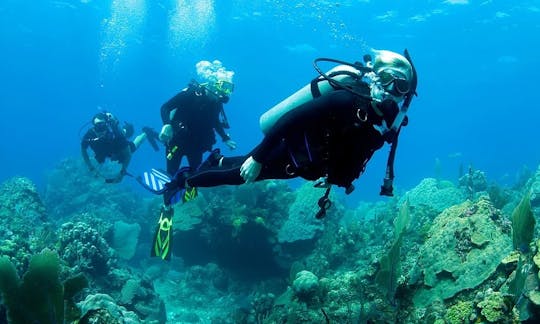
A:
[183,89,399,191]
[81,122,133,164]
[161,84,230,174]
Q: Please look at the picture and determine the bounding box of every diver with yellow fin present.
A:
[138,166,199,260]
[144,60,237,260]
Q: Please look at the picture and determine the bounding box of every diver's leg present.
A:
[186,159,245,187]
[186,151,203,171]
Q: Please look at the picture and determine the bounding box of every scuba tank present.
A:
[259,63,369,135]
[257,50,418,198]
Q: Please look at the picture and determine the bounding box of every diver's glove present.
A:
[224,139,237,150]
[240,156,262,183]
[159,124,173,143]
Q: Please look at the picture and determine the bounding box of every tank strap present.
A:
[310,77,324,98]
[310,70,364,99]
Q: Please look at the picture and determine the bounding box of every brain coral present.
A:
[412,197,512,307]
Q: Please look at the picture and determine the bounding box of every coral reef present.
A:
[277,182,330,243]
[43,158,151,224]
[0,249,87,324]
[412,197,512,307]
[406,178,465,214]
[77,293,143,323]
[0,177,56,274]
[58,221,117,277]
[4,159,540,323]
[292,270,319,301]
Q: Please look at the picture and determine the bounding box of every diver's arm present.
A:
[81,146,94,171]
[160,91,186,124]
[119,147,132,177]
[80,136,95,171]
[160,91,187,142]
[214,123,230,141]
[210,103,229,140]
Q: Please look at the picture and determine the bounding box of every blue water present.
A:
[1,0,539,202]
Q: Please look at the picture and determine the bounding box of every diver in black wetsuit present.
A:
[158,60,237,175]
[81,112,159,183]
[162,49,418,208]
[167,89,397,194]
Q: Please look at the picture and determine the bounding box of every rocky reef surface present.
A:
[1,158,540,323]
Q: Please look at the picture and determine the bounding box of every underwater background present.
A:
[1,0,540,323]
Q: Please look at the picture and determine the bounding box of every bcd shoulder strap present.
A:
[310,70,366,99]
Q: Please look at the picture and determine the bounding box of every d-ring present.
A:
[285,164,295,176]
[356,109,367,122]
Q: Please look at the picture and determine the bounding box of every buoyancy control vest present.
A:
[259,64,369,135]
[259,51,418,199]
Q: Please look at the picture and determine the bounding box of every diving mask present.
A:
[378,69,410,95]
[214,80,234,96]
[94,121,108,133]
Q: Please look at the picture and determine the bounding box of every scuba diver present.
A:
[148,60,237,260]
[158,60,238,176]
[143,49,417,260]
[81,111,160,183]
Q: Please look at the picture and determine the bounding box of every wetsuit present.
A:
[161,83,230,175]
[81,120,133,166]
[180,89,399,191]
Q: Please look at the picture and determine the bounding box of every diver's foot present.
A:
[163,167,190,206]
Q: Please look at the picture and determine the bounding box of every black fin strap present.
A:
[380,130,400,196]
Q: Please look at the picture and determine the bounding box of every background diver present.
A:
[81,111,160,183]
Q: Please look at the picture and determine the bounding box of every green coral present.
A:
[0,249,87,324]
[0,249,63,323]
[445,301,473,324]
[231,216,247,236]
[477,291,506,323]
[512,192,535,252]
[375,199,410,302]
[254,216,266,226]
[405,178,465,214]
[413,198,512,307]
